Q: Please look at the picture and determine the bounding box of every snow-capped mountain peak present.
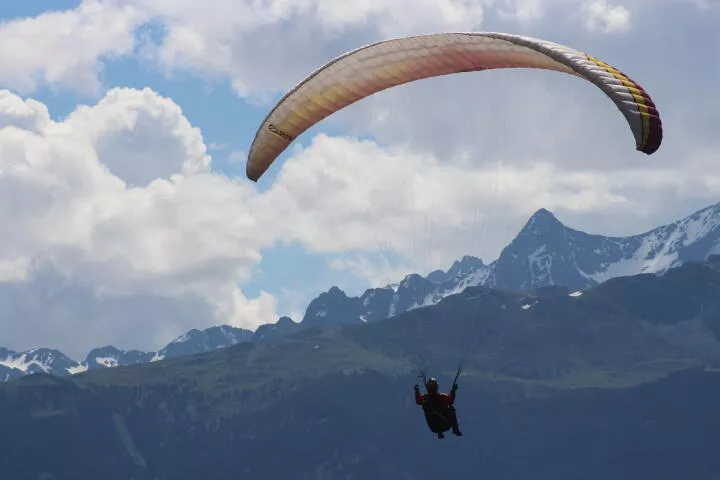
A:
[4,201,720,383]
[282,202,720,336]
[82,346,155,371]
[156,325,253,359]
[1,325,255,382]
[522,208,565,234]
[0,347,79,381]
[487,202,720,291]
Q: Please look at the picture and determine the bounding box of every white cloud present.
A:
[0,0,713,101]
[496,0,547,23]
[0,0,484,99]
[0,270,217,360]
[227,150,246,164]
[137,0,490,98]
[65,87,211,186]
[0,90,51,133]
[329,255,416,288]
[583,0,631,33]
[0,2,147,95]
[256,133,720,273]
[0,88,276,356]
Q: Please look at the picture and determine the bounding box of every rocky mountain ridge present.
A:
[3,201,719,381]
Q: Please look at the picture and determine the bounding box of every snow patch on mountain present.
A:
[151,352,166,362]
[172,332,191,344]
[95,357,118,368]
[0,352,44,373]
[67,364,89,374]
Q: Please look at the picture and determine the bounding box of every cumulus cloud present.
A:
[0,0,701,101]
[301,0,718,184]
[0,90,51,133]
[582,0,631,33]
[116,0,644,99]
[0,269,216,360]
[496,0,547,23]
[138,0,490,98]
[328,255,416,289]
[255,134,720,273]
[65,88,211,186]
[0,2,147,95]
[0,88,274,356]
[0,0,713,101]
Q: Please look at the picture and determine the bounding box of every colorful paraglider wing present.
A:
[246,32,662,181]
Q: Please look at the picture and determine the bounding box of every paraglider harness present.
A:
[417,366,462,435]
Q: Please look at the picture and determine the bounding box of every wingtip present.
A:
[246,165,260,182]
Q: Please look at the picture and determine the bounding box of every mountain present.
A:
[157,325,253,359]
[426,255,485,284]
[485,203,720,290]
[0,347,81,381]
[345,256,720,380]
[297,256,490,329]
[2,201,720,382]
[251,316,303,342]
[4,367,720,479]
[0,325,253,381]
[84,346,156,371]
[3,258,720,479]
[294,202,720,336]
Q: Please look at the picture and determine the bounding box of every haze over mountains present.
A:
[3,201,720,382]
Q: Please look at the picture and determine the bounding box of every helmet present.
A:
[426,377,439,393]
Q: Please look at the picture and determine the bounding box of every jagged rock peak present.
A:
[521,208,565,234]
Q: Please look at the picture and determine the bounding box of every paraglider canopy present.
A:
[246,31,662,182]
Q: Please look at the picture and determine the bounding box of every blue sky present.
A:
[0,0,718,358]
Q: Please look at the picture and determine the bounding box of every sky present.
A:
[0,0,718,359]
